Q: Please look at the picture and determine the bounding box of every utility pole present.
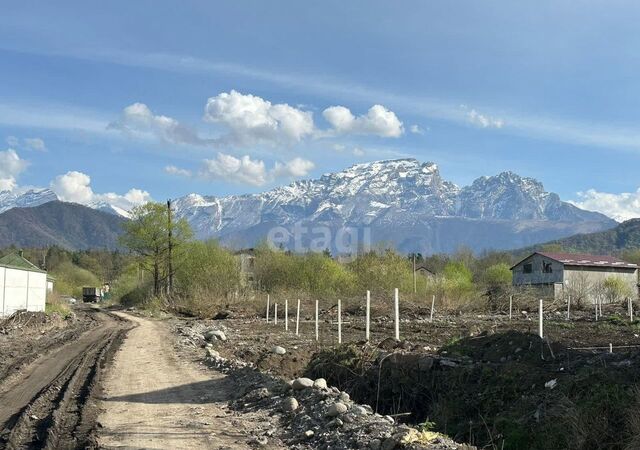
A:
[167,199,173,296]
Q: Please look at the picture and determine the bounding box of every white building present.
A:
[0,252,49,318]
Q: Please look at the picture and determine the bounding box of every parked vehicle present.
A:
[82,287,102,303]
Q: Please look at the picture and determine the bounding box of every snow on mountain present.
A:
[172,159,616,253]
[0,188,59,213]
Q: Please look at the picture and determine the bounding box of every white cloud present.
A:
[272,157,315,178]
[24,137,46,151]
[164,165,192,177]
[322,104,404,137]
[0,149,29,191]
[467,109,504,129]
[197,153,314,186]
[570,188,640,222]
[50,170,151,210]
[108,103,205,146]
[204,90,314,146]
[409,124,424,134]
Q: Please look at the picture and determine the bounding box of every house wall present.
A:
[0,267,47,317]
[512,254,564,285]
[563,266,638,302]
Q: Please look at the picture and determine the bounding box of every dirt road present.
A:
[97,313,284,449]
[0,307,130,449]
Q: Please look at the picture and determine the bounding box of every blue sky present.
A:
[2,1,640,220]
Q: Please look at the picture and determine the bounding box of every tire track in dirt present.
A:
[0,308,133,449]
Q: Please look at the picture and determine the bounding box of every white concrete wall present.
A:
[0,267,47,317]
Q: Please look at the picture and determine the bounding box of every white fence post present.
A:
[509,295,513,321]
[609,343,613,354]
[539,299,544,339]
[366,290,371,342]
[315,300,319,342]
[631,300,634,323]
[266,294,270,323]
[285,299,289,331]
[296,299,301,336]
[394,288,400,341]
[595,298,598,321]
[430,295,435,323]
[567,296,571,320]
[274,303,278,325]
[338,299,342,344]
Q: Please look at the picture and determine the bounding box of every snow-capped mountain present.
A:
[0,188,59,214]
[173,159,616,254]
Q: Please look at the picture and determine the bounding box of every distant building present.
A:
[511,252,639,302]
[414,263,436,278]
[0,251,49,317]
[234,248,256,287]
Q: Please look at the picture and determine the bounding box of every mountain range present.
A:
[0,159,619,253]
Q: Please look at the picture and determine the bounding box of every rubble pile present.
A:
[199,340,473,449]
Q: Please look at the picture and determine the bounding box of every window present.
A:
[543,262,553,273]
[523,263,533,274]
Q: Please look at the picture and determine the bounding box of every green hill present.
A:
[0,201,125,250]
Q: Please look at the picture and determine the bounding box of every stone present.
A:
[304,430,315,438]
[206,348,220,358]
[272,345,286,355]
[248,436,268,447]
[282,397,299,412]
[351,405,368,416]
[326,402,348,417]
[205,330,227,342]
[313,378,328,389]
[292,377,314,390]
[369,439,382,450]
[338,391,351,402]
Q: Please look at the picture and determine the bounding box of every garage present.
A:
[0,251,48,318]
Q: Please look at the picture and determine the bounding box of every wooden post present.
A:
[366,290,371,342]
[296,299,301,336]
[274,303,278,325]
[266,294,270,323]
[285,299,289,331]
[338,299,342,344]
[394,288,400,341]
[509,295,513,321]
[430,295,435,323]
[539,299,543,339]
[315,300,319,342]
[567,296,571,320]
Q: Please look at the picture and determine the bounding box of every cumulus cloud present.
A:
[193,153,314,186]
[467,109,504,129]
[322,104,404,137]
[0,149,29,191]
[50,171,151,210]
[204,90,314,146]
[108,103,206,146]
[570,188,640,222]
[164,165,192,177]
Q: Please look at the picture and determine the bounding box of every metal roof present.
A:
[512,251,638,270]
[0,253,47,273]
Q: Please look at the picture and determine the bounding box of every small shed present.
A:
[414,263,436,278]
[0,252,49,317]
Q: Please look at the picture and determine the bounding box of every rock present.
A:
[313,378,328,389]
[338,391,351,402]
[282,397,299,412]
[352,405,368,416]
[248,435,268,446]
[369,439,382,450]
[272,345,286,355]
[206,348,220,358]
[383,415,395,424]
[328,418,344,427]
[326,402,348,417]
[292,377,314,390]
[304,430,315,438]
[205,330,227,342]
[545,379,557,390]
[381,436,398,450]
